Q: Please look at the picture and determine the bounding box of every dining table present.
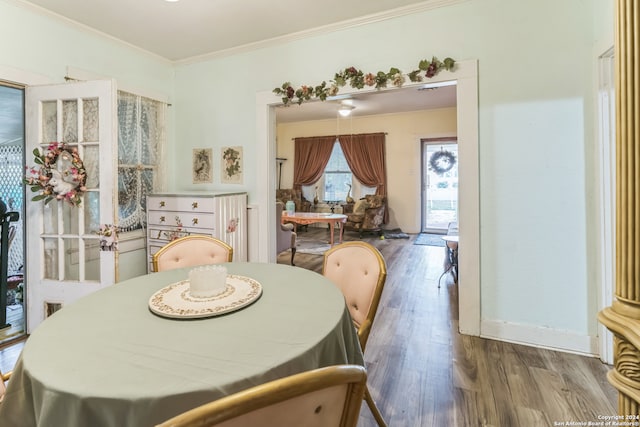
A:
[0,262,364,427]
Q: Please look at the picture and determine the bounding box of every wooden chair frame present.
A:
[155,365,367,427]
[152,235,233,272]
[0,369,11,403]
[323,241,388,427]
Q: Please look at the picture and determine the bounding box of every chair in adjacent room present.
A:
[322,241,388,427]
[152,235,233,272]
[343,195,387,237]
[155,364,367,427]
[276,201,297,265]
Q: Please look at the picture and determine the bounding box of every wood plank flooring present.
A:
[278,227,617,427]
[0,227,617,426]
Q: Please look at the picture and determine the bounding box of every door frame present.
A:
[421,137,458,234]
[597,47,615,364]
[256,59,481,336]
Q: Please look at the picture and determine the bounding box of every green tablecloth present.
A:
[0,262,364,427]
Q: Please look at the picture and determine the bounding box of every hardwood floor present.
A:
[278,227,617,427]
[0,227,617,426]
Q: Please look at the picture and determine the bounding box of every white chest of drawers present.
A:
[146,192,247,272]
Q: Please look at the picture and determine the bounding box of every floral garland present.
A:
[273,56,455,106]
[429,150,457,175]
[24,142,87,207]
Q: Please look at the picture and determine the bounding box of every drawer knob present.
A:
[159,201,165,207]
[192,218,199,225]
[192,202,198,209]
[159,216,165,223]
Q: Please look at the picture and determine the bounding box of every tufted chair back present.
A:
[322,242,388,426]
[322,241,387,352]
[155,365,367,427]
[152,235,233,272]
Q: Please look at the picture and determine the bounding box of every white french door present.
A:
[25,80,116,332]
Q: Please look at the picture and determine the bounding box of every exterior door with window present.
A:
[25,80,116,332]
[422,141,458,232]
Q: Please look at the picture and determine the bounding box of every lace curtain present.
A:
[117,92,166,232]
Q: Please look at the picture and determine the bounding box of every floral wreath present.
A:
[273,56,455,106]
[429,150,457,175]
[24,142,87,207]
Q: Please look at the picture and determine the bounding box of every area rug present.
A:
[413,233,446,247]
[382,228,410,239]
[293,236,333,255]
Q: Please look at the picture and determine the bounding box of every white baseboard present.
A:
[481,319,599,357]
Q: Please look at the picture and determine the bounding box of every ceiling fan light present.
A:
[338,105,355,117]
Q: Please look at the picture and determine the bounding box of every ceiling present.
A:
[19,0,459,122]
[275,83,457,123]
[21,0,459,63]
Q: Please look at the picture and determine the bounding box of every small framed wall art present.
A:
[221,146,243,184]
[192,148,213,184]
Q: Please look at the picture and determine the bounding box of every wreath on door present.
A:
[24,142,87,207]
[428,149,457,175]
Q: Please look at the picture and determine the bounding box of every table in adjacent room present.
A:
[282,212,348,246]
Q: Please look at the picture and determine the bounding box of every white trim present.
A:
[0,64,52,86]
[596,47,615,365]
[8,0,469,64]
[482,319,598,356]
[177,0,471,64]
[65,66,170,104]
[256,58,481,336]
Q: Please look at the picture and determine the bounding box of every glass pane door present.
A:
[423,142,458,232]
[26,80,116,332]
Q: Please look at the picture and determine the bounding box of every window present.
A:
[301,142,376,204]
[324,143,351,201]
[117,91,166,232]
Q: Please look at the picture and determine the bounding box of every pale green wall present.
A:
[276,108,457,233]
[173,0,605,342]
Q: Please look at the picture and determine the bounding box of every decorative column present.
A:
[598,0,640,415]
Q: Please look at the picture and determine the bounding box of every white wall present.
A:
[277,108,457,233]
[172,0,605,353]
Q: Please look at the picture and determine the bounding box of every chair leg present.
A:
[290,247,296,266]
[364,386,387,427]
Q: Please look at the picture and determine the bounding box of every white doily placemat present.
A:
[148,274,262,319]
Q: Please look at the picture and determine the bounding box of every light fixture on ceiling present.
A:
[338,105,355,117]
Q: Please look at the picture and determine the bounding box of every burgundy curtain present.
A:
[338,132,388,222]
[293,136,335,191]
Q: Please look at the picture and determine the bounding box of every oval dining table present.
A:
[0,262,364,427]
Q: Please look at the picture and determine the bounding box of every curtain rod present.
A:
[291,132,387,141]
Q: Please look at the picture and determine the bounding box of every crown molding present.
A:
[176,0,470,65]
[7,0,468,66]
[6,0,173,65]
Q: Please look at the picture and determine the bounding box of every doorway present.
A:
[0,82,26,345]
[422,139,458,233]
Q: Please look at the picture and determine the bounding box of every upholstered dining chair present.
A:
[322,241,388,427]
[276,201,297,265]
[152,235,233,272]
[0,368,11,403]
[155,364,367,427]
